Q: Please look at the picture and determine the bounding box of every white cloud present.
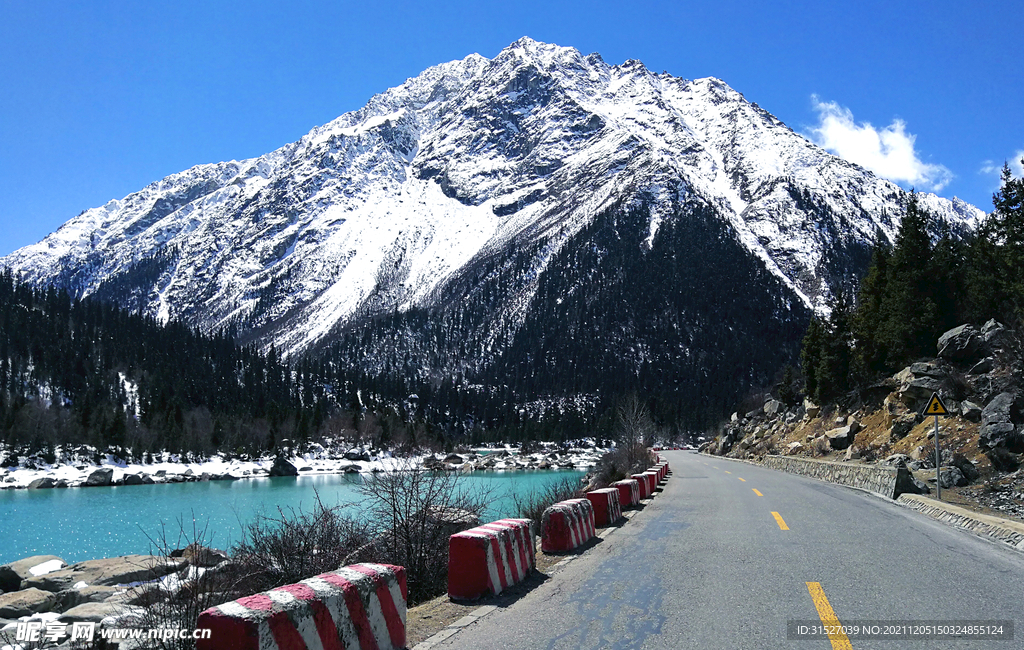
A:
[807,96,953,191]
[980,151,1024,178]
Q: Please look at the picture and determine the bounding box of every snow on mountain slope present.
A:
[1,37,983,358]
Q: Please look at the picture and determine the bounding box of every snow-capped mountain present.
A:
[1,38,983,425]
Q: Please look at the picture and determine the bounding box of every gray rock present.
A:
[154,469,167,477]
[344,449,372,462]
[981,392,1016,425]
[269,457,298,477]
[58,601,127,623]
[730,412,739,422]
[883,454,911,468]
[0,587,58,618]
[967,357,995,375]
[803,399,820,419]
[960,400,983,422]
[847,419,861,435]
[763,399,782,416]
[170,544,228,568]
[982,319,1010,349]
[84,468,113,487]
[22,555,182,593]
[422,456,442,469]
[56,585,120,610]
[825,426,854,451]
[950,454,980,482]
[910,361,946,378]
[122,473,146,486]
[900,377,947,403]
[936,466,968,488]
[27,477,57,489]
[895,467,930,495]
[980,422,1017,451]
[443,453,464,464]
[937,324,986,361]
[0,555,66,592]
[890,414,917,440]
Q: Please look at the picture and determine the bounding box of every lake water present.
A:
[0,470,584,565]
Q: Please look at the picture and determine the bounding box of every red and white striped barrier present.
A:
[541,498,596,552]
[611,478,641,508]
[630,473,652,499]
[448,518,535,600]
[196,563,406,650]
[585,488,622,527]
[643,470,660,492]
[654,463,668,482]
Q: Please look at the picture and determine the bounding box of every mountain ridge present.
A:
[0,38,985,429]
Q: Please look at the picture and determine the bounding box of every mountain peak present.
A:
[2,38,983,362]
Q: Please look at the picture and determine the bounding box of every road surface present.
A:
[433,450,1024,649]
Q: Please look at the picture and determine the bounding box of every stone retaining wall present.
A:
[897,494,1024,550]
[762,455,900,499]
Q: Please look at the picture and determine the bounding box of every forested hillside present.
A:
[802,162,1024,402]
[0,270,333,458]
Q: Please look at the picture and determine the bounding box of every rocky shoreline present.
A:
[0,443,606,492]
[0,548,229,648]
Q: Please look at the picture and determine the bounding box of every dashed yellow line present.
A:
[752,489,763,496]
[737,477,746,482]
[724,470,732,474]
[806,582,853,650]
[771,511,789,530]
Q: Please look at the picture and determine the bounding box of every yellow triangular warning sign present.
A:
[924,392,949,417]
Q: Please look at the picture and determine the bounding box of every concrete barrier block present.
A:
[630,473,652,499]
[611,479,641,508]
[642,471,659,493]
[585,488,622,527]
[541,498,596,552]
[448,518,534,600]
[196,563,407,650]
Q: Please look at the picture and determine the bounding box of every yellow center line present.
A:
[724,470,732,474]
[738,477,746,482]
[752,488,763,496]
[806,582,853,650]
[771,511,789,530]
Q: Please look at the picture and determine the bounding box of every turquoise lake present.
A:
[0,470,585,565]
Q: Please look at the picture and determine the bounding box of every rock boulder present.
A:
[937,324,986,362]
[22,555,182,593]
[27,477,57,489]
[268,456,298,477]
[0,587,58,618]
[825,426,854,451]
[84,468,113,487]
[0,555,66,592]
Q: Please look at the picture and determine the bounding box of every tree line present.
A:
[801,162,1024,404]
[0,269,337,460]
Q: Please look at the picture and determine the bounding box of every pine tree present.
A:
[851,227,890,378]
[876,193,937,368]
[989,160,1024,317]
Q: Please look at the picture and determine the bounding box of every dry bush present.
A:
[509,476,585,525]
[228,493,373,596]
[130,517,239,650]
[357,465,491,604]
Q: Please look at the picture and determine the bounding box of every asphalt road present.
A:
[433,450,1024,649]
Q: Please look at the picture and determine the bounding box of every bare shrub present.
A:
[228,492,373,596]
[509,476,585,524]
[357,464,491,604]
[128,517,237,650]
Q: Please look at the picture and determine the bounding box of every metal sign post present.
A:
[924,392,949,500]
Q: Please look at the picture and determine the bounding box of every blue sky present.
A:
[1,0,1020,256]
